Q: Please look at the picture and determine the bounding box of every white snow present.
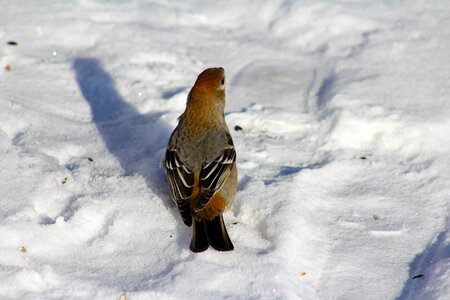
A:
[1,0,449,299]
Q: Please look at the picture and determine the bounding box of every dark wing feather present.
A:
[195,145,236,212]
[165,148,194,226]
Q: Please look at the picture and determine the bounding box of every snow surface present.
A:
[1,0,450,299]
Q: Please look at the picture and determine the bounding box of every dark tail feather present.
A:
[205,214,234,251]
[190,219,209,252]
[178,201,192,227]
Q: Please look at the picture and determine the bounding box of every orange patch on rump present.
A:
[193,193,226,221]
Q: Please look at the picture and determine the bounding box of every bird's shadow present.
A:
[72,57,172,202]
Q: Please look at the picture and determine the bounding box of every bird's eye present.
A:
[221,79,225,85]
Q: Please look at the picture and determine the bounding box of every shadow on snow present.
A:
[72,58,196,289]
[397,221,450,300]
[72,57,172,202]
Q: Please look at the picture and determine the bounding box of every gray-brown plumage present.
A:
[164,67,237,252]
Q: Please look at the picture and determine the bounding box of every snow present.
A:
[1,0,449,299]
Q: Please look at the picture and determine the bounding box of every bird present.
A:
[164,67,237,252]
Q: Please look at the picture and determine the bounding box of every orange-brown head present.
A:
[191,67,226,97]
[185,68,229,126]
[183,67,227,130]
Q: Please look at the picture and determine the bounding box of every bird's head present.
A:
[184,67,227,120]
[191,67,226,98]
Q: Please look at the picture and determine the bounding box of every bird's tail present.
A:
[190,214,234,252]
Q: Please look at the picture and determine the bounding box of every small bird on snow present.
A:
[164,67,237,252]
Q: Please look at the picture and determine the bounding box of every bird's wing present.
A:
[165,148,194,226]
[195,139,236,212]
